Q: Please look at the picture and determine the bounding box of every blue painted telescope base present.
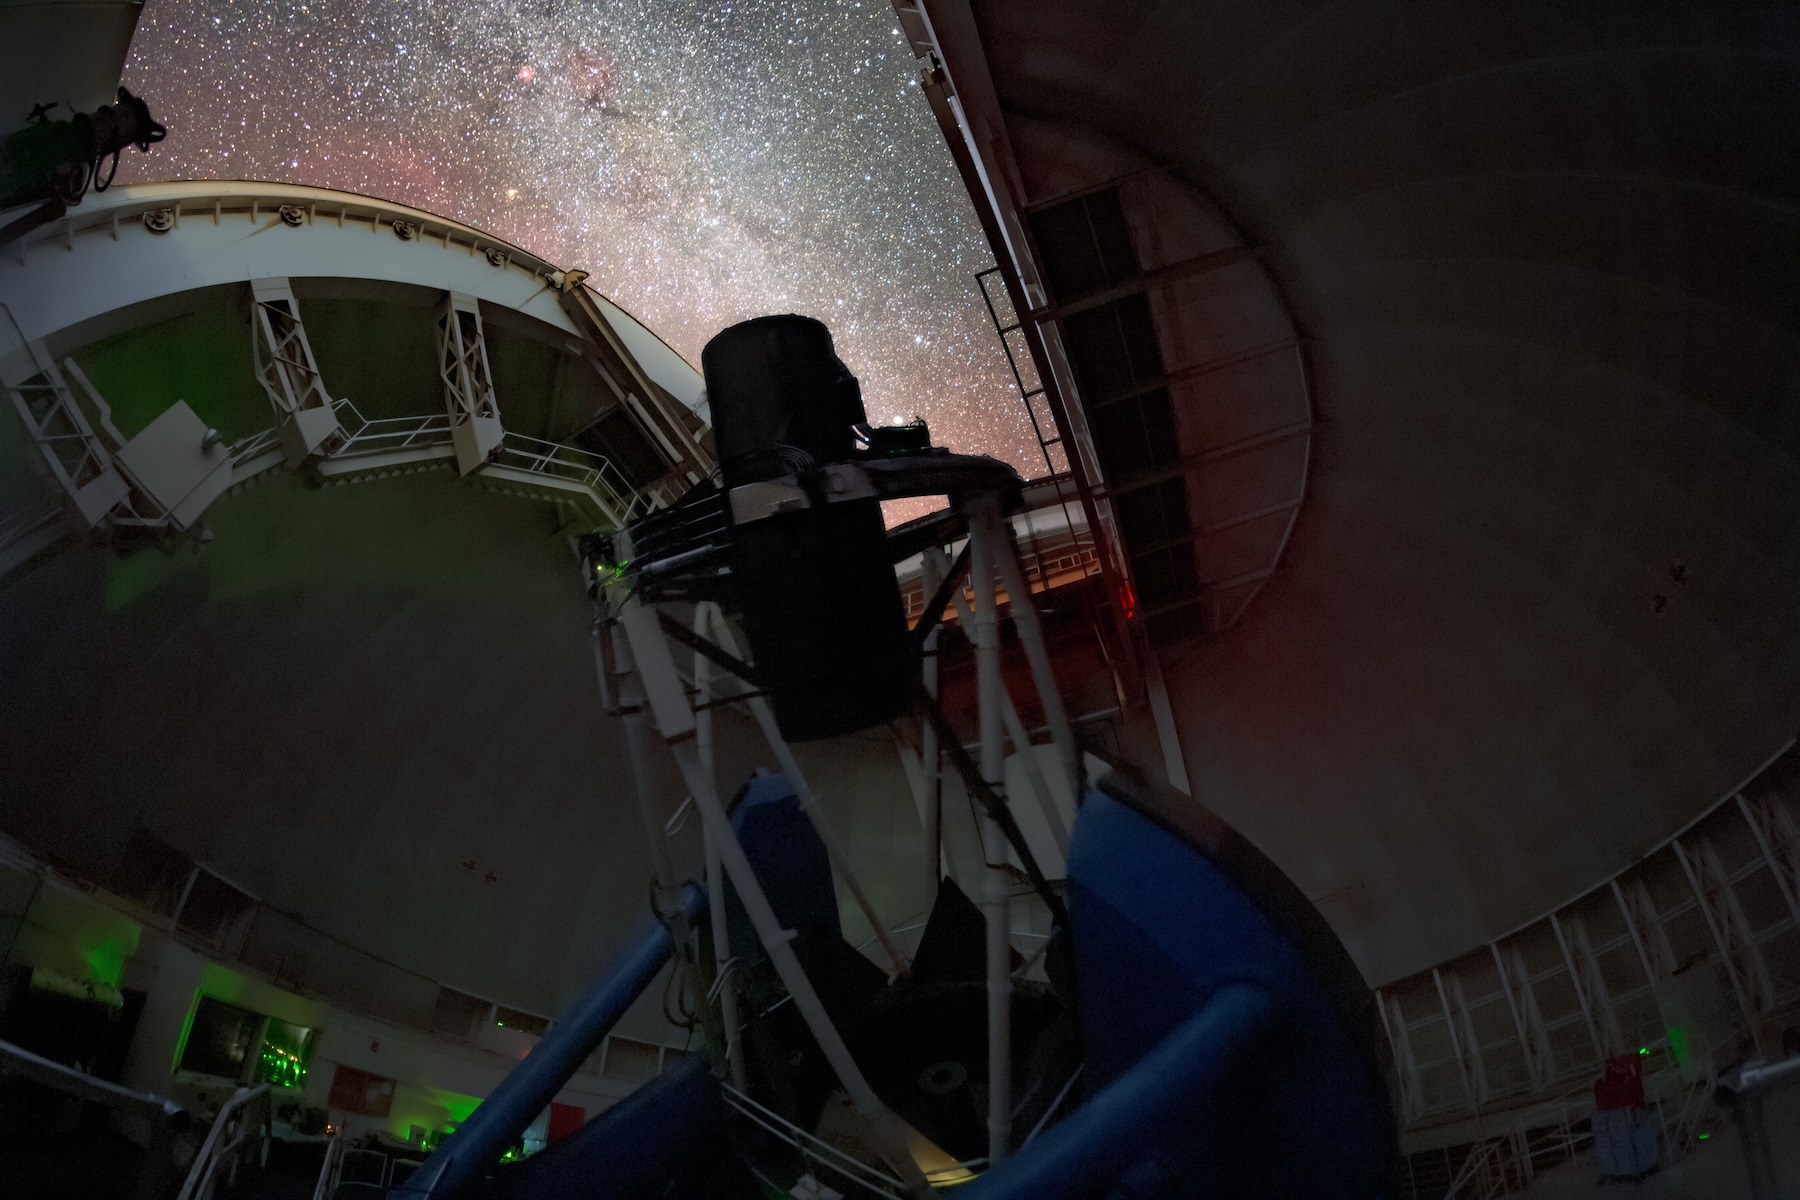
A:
[388,775,1393,1199]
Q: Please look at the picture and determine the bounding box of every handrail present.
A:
[491,431,680,525]
[720,1082,905,1199]
[0,1037,190,1200]
[229,425,282,466]
[1716,1053,1800,1200]
[331,398,452,455]
[0,1036,183,1121]
[0,497,62,548]
[493,432,633,505]
[311,1133,345,1200]
[222,404,677,527]
[1440,1077,1594,1200]
[1441,1058,1721,1200]
[177,1083,271,1200]
[1722,1052,1800,1101]
[326,397,672,523]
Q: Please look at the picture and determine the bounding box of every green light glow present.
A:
[1639,1047,1649,1055]
[105,545,204,613]
[174,965,251,1070]
[82,932,132,989]
[1698,1133,1710,1141]
[425,1088,482,1125]
[171,996,202,1075]
[258,1042,307,1089]
[198,962,250,1001]
[398,1089,483,1147]
[255,1019,315,1090]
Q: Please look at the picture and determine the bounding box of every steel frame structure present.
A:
[1381,739,1800,1194]
[0,181,707,577]
[250,277,344,466]
[4,336,133,527]
[436,290,504,474]
[589,463,1081,1188]
[0,287,687,578]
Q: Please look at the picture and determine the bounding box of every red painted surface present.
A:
[547,1101,586,1143]
[327,1064,396,1117]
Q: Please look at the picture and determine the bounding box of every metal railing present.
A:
[490,431,640,519]
[0,496,62,551]
[311,1132,345,1200]
[1441,1090,1593,1200]
[0,1036,189,1200]
[177,1083,272,1200]
[719,1082,908,1200]
[324,399,675,525]
[331,398,453,457]
[229,425,283,466]
[1718,1053,1800,1200]
[190,403,683,529]
[1441,1059,1719,1200]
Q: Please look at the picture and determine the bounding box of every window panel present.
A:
[1028,198,1108,301]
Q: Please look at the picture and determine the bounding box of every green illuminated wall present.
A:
[68,290,263,442]
[0,864,142,992]
[299,298,439,423]
[54,284,605,460]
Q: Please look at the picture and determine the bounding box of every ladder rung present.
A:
[997,322,1022,335]
[1043,438,1062,447]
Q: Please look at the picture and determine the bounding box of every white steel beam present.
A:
[437,291,504,474]
[701,607,909,975]
[1611,878,1670,1010]
[1698,839,1777,1016]
[1377,988,1423,1121]
[613,598,930,1197]
[1432,967,1477,1110]
[1490,942,1543,1092]
[1505,943,1556,1089]
[1549,912,1607,1063]
[691,601,746,1092]
[1672,837,1766,1049]
[1738,791,1800,929]
[1565,914,1624,1056]
[249,278,343,465]
[6,341,131,527]
[919,553,945,907]
[926,546,1069,867]
[1447,970,1491,1105]
[990,519,1086,809]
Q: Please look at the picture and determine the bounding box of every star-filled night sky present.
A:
[119,0,1050,478]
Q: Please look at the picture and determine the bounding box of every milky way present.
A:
[118,0,1054,483]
